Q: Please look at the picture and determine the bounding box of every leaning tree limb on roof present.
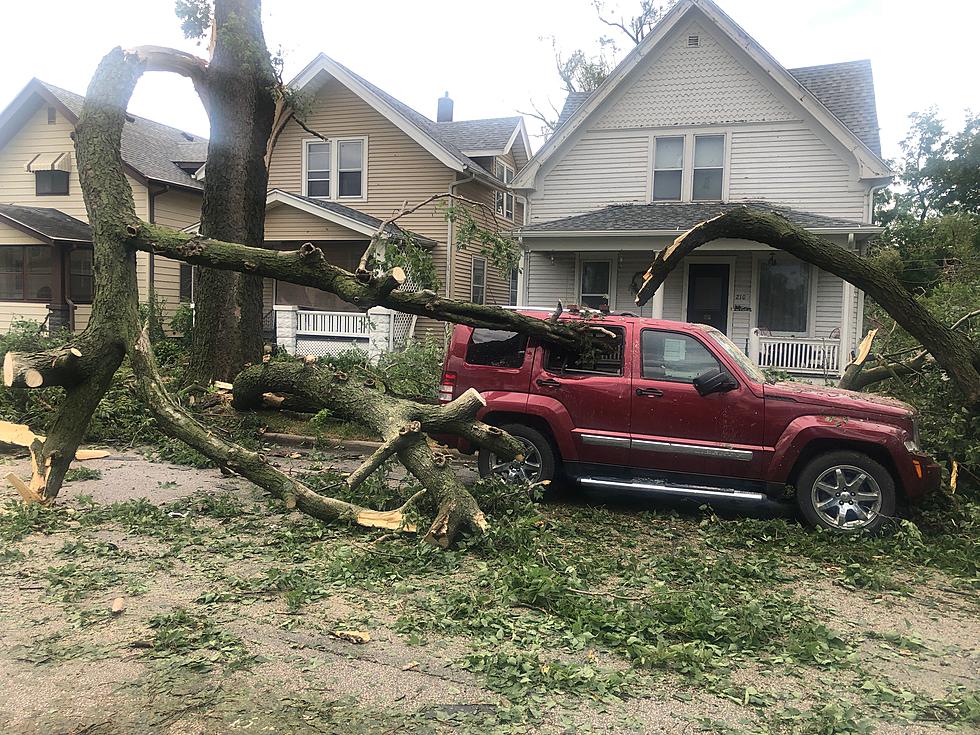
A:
[634,207,980,408]
[0,39,601,545]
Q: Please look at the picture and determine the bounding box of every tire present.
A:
[795,450,896,534]
[478,423,558,492]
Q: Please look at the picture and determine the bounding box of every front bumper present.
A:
[901,452,942,501]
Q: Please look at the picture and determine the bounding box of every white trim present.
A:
[289,53,466,173]
[264,189,379,239]
[520,225,882,240]
[512,0,893,190]
[301,136,368,202]
[680,256,736,337]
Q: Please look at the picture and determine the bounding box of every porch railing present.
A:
[752,334,842,376]
[296,310,369,338]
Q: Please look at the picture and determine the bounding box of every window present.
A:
[546,327,625,376]
[757,255,810,333]
[465,329,527,368]
[47,107,57,124]
[580,260,611,311]
[0,246,52,301]
[35,169,69,196]
[693,135,724,201]
[653,136,683,201]
[494,161,515,219]
[471,257,486,304]
[179,263,193,303]
[338,140,363,197]
[305,141,330,198]
[69,249,93,303]
[641,330,722,383]
[508,268,519,306]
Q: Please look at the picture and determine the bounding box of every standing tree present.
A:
[0,0,607,546]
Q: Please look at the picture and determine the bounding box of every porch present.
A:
[518,243,861,378]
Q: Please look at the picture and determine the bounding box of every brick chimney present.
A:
[437,92,453,122]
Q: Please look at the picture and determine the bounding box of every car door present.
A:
[629,328,767,480]
[529,324,631,466]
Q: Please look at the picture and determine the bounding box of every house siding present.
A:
[264,204,367,241]
[452,179,511,308]
[151,188,202,331]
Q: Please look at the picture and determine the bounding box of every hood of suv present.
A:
[764,381,914,421]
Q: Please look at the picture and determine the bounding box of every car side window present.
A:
[641,330,722,383]
[546,327,625,376]
[465,329,528,368]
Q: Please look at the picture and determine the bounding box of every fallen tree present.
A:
[0,19,603,546]
[635,207,980,409]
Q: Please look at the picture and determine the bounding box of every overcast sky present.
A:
[1,0,976,162]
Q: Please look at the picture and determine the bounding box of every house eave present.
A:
[518,225,882,239]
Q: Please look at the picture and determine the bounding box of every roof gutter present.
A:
[447,172,476,294]
[517,226,883,238]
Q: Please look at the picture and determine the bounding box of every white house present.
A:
[512,0,893,378]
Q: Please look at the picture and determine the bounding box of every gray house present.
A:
[512,0,893,378]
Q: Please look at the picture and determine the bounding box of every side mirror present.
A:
[693,367,737,397]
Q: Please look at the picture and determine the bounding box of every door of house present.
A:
[686,263,729,334]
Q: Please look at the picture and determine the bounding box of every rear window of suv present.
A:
[465,329,528,368]
[546,327,625,376]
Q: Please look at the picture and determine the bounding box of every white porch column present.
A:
[650,281,665,319]
[516,248,529,306]
[366,307,393,362]
[841,280,855,371]
[273,304,298,355]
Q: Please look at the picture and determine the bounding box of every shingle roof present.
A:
[0,203,91,242]
[550,63,881,158]
[431,117,522,152]
[283,192,437,247]
[39,81,208,190]
[520,201,871,233]
[787,60,882,157]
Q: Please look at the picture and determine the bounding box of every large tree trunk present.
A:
[188,0,275,384]
[635,207,980,408]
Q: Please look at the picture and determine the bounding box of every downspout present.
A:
[446,172,476,297]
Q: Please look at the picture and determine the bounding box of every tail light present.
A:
[438,370,457,404]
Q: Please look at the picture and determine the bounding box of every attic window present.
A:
[687,35,700,47]
[47,107,57,124]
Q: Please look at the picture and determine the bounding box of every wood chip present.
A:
[401,661,419,671]
[213,380,234,391]
[331,630,371,644]
[111,597,126,615]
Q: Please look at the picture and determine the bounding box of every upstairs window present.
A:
[305,141,330,198]
[338,140,363,198]
[494,161,515,219]
[693,134,724,201]
[69,249,93,303]
[471,257,487,304]
[653,136,683,201]
[35,169,69,196]
[303,137,367,200]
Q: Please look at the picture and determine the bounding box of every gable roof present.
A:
[432,116,530,168]
[515,0,892,188]
[555,92,591,130]
[0,78,207,191]
[0,203,91,243]
[289,54,528,183]
[265,189,436,247]
[518,201,879,236]
[787,60,881,157]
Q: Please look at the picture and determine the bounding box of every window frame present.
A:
[508,267,519,306]
[648,130,730,203]
[751,252,818,337]
[494,160,515,220]
[68,247,93,304]
[0,245,53,302]
[302,136,368,202]
[578,256,615,312]
[639,328,725,384]
[35,169,69,197]
[471,256,487,305]
[692,134,725,202]
[652,136,684,202]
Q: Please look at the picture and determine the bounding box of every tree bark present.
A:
[635,207,980,407]
[188,0,275,384]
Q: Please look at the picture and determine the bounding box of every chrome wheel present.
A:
[811,464,882,530]
[487,437,542,484]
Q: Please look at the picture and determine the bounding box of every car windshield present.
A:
[707,329,767,383]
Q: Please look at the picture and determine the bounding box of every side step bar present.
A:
[580,477,767,502]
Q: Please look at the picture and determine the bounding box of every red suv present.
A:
[438,310,940,534]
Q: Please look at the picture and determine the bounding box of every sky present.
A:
[0,0,976,163]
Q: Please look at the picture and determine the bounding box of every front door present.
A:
[629,327,767,480]
[686,263,730,334]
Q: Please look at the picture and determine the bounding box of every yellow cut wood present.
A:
[5,473,42,504]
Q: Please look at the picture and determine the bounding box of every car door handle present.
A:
[635,387,664,397]
[536,378,561,389]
